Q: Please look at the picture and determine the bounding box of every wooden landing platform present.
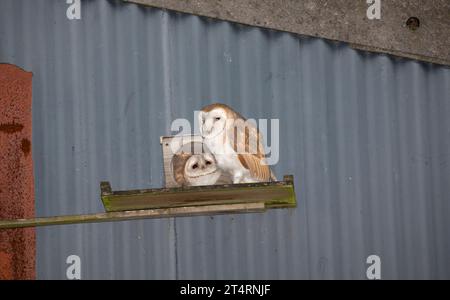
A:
[101,175,296,212]
[0,175,296,229]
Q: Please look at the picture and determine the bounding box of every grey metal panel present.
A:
[0,0,449,279]
[0,0,176,279]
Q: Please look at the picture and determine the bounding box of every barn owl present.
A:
[198,103,276,184]
[171,144,223,186]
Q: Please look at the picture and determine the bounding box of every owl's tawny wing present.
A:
[227,118,272,182]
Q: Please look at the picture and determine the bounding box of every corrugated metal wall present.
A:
[1,0,449,279]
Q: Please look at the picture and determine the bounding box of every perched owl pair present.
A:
[172,103,276,186]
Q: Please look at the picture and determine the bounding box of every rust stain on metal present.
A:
[0,251,13,279]
[0,63,35,280]
[21,138,31,156]
[0,122,24,134]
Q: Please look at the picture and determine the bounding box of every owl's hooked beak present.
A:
[198,112,217,138]
[203,127,212,136]
[198,113,206,136]
[201,119,213,136]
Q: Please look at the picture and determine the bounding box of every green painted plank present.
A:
[101,175,297,212]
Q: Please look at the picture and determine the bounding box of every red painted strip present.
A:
[0,64,35,280]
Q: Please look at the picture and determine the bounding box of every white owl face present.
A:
[199,108,228,139]
[184,153,221,186]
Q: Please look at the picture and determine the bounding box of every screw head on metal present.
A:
[406,17,420,31]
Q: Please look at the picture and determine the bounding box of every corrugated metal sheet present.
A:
[0,0,449,279]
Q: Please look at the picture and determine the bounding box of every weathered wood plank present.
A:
[0,203,265,229]
[101,175,296,212]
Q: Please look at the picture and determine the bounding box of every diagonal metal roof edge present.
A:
[123,0,450,68]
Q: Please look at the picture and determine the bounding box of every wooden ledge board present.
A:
[101,175,296,212]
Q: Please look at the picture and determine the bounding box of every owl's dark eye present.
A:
[205,160,212,165]
[214,117,221,121]
[192,163,198,169]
